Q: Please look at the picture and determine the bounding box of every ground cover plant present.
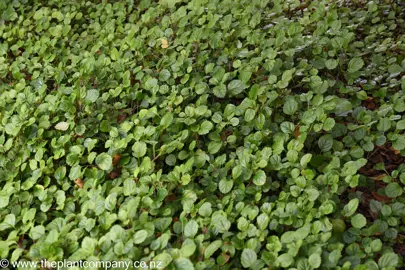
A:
[1,0,405,269]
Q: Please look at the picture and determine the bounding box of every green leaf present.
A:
[227,80,247,96]
[277,253,293,268]
[244,109,256,122]
[153,253,172,268]
[351,214,367,228]
[0,241,9,258]
[241,249,257,268]
[308,253,321,268]
[283,97,298,115]
[348,57,364,73]
[123,178,136,196]
[232,165,243,179]
[392,136,405,151]
[343,198,359,217]
[204,240,222,259]
[82,237,96,255]
[388,64,402,74]
[160,113,173,127]
[0,196,10,209]
[385,182,403,198]
[1,214,15,229]
[105,193,117,211]
[397,120,405,130]
[325,59,338,70]
[95,153,112,171]
[184,220,198,238]
[132,142,147,158]
[219,178,233,193]
[378,253,398,268]
[23,208,36,224]
[30,225,45,240]
[69,165,82,180]
[181,174,191,185]
[46,229,59,244]
[305,188,320,201]
[230,117,239,126]
[159,69,171,81]
[199,203,212,217]
[323,118,335,131]
[253,170,266,186]
[166,154,176,166]
[49,25,62,37]
[335,99,352,116]
[145,78,158,90]
[174,258,194,270]
[110,47,119,61]
[300,153,312,167]
[377,118,391,132]
[198,121,213,135]
[256,213,269,231]
[211,215,230,233]
[318,135,333,152]
[281,69,294,83]
[213,84,226,98]
[134,230,148,244]
[394,99,405,112]
[86,89,99,102]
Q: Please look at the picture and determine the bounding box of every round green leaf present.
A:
[348,57,364,73]
[95,153,112,171]
[385,182,403,198]
[132,142,147,158]
[198,121,213,135]
[241,249,257,268]
[308,253,321,268]
[174,258,194,270]
[184,220,198,238]
[134,230,148,244]
[204,240,222,259]
[253,170,266,186]
[283,97,298,115]
[351,214,367,229]
[86,89,99,102]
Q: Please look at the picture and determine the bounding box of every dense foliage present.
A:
[1,0,405,269]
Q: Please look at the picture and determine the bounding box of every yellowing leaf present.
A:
[55,122,69,131]
[161,38,168,49]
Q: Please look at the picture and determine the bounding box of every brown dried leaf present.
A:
[117,113,127,123]
[74,178,84,188]
[294,124,300,138]
[201,226,208,234]
[113,154,121,166]
[370,174,386,181]
[361,97,378,110]
[372,192,391,203]
[108,171,119,179]
[166,194,177,202]
[390,147,401,155]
